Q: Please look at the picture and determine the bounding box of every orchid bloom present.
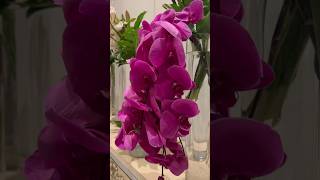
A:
[115,0,203,177]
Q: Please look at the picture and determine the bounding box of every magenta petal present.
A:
[173,38,186,67]
[130,60,157,92]
[136,33,153,61]
[166,140,184,156]
[184,0,204,24]
[148,88,161,118]
[115,128,138,151]
[142,20,152,31]
[171,99,199,117]
[161,99,174,111]
[175,11,189,22]
[124,87,150,111]
[167,155,188,176]
[178,118,191,137]
[154,80,175,100]
[123,131,139,151]
[145,113,165,147]
[115,128,126,150]
[174,22,192,41]
[160,111,179,139]
[168,65,193,89]
[139,126,161,154]
[154,21,181,39]
[160,9,176,22]
[149,38,170,67]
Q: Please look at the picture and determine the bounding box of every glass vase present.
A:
[185,39,210,162]
[110,64,129,121]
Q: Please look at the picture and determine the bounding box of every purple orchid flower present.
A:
[176,0,204,24]
[115,87,150,150]
[212,118,286,180]
[145,138,188,176]
[130,59,157,94]
[160,99,199,139]
[115,0,202,177]
[153,65,195,100]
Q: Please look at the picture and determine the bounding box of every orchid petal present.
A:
[171,99,199,117]
[168,65,193,89]
[149,38,170,67]
[160,111,179,139]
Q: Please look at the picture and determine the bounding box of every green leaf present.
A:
[134,11,146,29]
[125,10,130,21]
[196,14,210,33]
[163,4,171,9]
[187,51,208,100]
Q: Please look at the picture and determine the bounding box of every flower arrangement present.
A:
[110,7,146,66]
[115,0,204,178]
[163,0,210,101]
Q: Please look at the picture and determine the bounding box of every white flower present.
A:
[113,22,124,31]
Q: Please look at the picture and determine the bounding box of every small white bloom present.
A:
[114,22,124,31]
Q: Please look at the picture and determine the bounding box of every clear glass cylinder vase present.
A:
[185,40,210,162]
[110,64,129,121]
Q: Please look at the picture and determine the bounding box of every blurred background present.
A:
[0,1,65,179]
[240,1,320,179]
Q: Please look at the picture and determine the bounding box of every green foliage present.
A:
[111,11,146,66]
[163,0,210,16]
[196,13,210,34]
[117,26,139,65]
[162,0,210,100]
[134,11,146,29]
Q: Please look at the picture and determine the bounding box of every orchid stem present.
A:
[161,165,164,177]
[161,146,166,177]
[179,137,185,155]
